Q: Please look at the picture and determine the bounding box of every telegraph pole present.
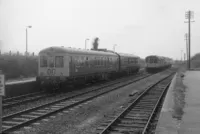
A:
[184,53,186,62]
[184,33,189,66]
[185,10,194,69]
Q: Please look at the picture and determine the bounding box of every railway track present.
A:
[2,72,152,133]
[96,72,175,134]
[3,70,146,109]
[2,91,50,109]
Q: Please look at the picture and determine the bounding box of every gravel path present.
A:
[12,72,170,134]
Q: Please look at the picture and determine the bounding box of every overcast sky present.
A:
[0,0,200,59]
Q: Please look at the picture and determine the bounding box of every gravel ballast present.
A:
[12,72,171,134]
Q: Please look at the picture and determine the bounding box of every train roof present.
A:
[39,46,116,56]
[145,55,171,60]
[39,46,140,58]
[118,53,140,58]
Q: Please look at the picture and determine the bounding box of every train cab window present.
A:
[40,56,47,67]
[55,56,64,67]
[135,59,138,64]
[48,56,54,67]
[150,58,153,63]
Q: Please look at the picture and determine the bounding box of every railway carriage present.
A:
[118,53,140,74]
[145,55,172,73]
[37,46,140,91]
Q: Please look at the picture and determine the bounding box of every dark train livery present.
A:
[145,55,173,73]
[37,46,141,90]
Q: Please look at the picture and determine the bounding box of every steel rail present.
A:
[98,72,175,134]
[2,73,152,133]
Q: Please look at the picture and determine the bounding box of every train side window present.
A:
[55,56,64,67]
[101,57,103,66]
[98,57,100,66]
[96,57,98,66]
[40,56,47,67]
[76,56,80,67]
[94,57,96,66]
[81,56,84,66]
[74,57,78,67]
[86,57,88,66]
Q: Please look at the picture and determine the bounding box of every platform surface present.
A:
[6,77,36,85]
[155,71,200,134]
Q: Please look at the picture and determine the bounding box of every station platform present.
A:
[6,77,36,85]
[155,71,200,134]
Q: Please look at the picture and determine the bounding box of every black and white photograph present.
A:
[0,0,200,133]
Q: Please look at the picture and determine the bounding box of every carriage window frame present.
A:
[55,56,64,68]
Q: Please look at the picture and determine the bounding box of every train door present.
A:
[61,55,69,77]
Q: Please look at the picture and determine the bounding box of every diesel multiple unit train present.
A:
[145,55,173,73]
[37,46,141,90]
[36,46,173,90]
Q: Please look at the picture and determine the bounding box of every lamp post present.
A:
[85,38,89,49]
[26,26,32,57]
[113,44,117,52]
[181,50,183,61]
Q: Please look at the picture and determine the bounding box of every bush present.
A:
[0,54,38,80]
[191,53,200,68]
